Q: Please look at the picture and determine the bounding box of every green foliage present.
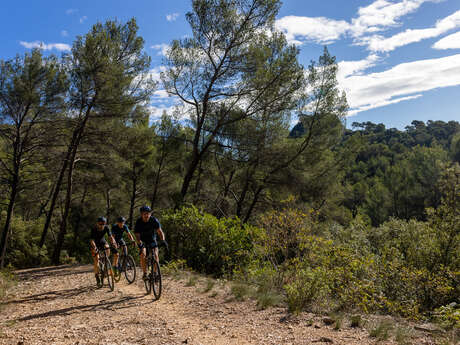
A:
[3,216,49,268]
[434,303,460,330]
[231,282,251,301]
[162,205,262,276]
[350,315,363,328]
[284,264,331,314]
[369,320,394,340]
[0,269,16,303]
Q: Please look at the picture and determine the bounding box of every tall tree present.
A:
[0,50,67,267]
[162,0,304,205]
[45,19,155,264]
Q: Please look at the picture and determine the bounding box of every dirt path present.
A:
[0,265,441,345]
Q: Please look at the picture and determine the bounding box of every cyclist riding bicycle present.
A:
[134,205,167,280]
[90,216,117,286]
[111,216,136,272]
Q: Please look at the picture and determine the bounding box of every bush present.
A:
[161,206,262,276]
[2,216,48,268]
[0,269,16,305]
[284,265,331,314]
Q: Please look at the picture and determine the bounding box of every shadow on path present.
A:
[15,293,156,322]
[8,285,94,304]
[15,265,93,281]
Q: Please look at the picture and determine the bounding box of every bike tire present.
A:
[152,259,162,300]
[104,257,115,291]
[144,253,152,294]
[113,261,121,283]
[97,260,104,288]
[124,255,136,284]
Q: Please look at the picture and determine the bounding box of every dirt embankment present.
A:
[0,265,448,345]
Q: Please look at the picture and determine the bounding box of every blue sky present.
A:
[1,0,459,129]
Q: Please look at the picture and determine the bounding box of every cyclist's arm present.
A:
[135,232,142,245]
[90,239,97,251]
[156,227,165,241]
[109,234,117,247]
[106,227,117,247]
[126,230,135,243]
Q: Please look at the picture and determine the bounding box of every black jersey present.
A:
[134,216,160,243]
[90,225,112,242]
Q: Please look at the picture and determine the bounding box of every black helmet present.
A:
[97,216,107,224]
[117,216,126,223]
[139,205,151,213]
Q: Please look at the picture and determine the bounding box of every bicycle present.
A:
[113,242,136,284]
[143,243,162,300]
[95,247,115,291]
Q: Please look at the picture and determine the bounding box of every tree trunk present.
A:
[52,144,78,265]
[178,152,201,207]
[70,186,87,257]
[105,188,111,223]
[243,186,263,223]
[129,165,137,229]
[0,175,18,268]
[150,146,165,211]
[39,142,74,248]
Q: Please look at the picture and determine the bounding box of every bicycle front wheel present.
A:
[104,257,115,291]
[144,256,152,294]
[152,259,162,300]
[97,260,104,288]
[113,260,121,283]
[124,255,136,284]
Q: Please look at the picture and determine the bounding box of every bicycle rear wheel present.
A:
[124,255,136,284]
[104,257,115,291]
[152,259,162,300]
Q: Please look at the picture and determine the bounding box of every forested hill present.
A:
[0,5,458,326]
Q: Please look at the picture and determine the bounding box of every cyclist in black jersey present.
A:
[134,206,166,280]
[90,217,117,285]
[111,216,136,272]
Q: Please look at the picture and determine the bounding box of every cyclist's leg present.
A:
[91,247,99,274]
[139,246,147,276]
[113,239,126,268]
[112,245,119,268]
[153,246,159,273]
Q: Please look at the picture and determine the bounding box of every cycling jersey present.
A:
[134,216,160,244]
[111,223,130,243]
[90,225,111,249]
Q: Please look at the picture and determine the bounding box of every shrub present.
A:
[434,303,460,330]
[162,206,262,276]
[284,265,331,314]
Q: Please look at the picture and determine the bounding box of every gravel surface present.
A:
[0,265,444,345]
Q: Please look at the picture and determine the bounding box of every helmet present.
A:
[139,205,151,213]
[117,216,126,223]
[97,216,107,224]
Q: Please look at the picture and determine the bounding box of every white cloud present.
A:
[340,54,460,115]
[275,0,444,47]
[79,16,87,24]
[147,66,167,82]
[61,30,68,37]
[337,54,380,80]
[151,43,170,56]
[153,89,170,99]
[66,8,78,15]
[351,0,440,36]
[166,13,180,22]
[20,41,71,51]
[275,16,351,44]
[433,31,460,50]
[360,10,460,52]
